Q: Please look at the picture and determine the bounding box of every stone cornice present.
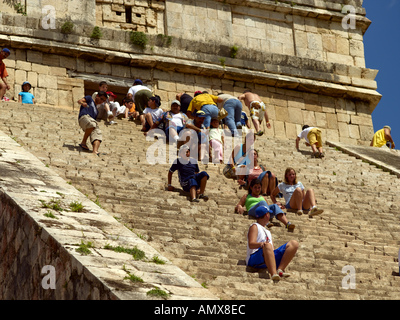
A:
[0,31,381,111]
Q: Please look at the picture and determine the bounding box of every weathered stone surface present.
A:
[0,123,216,300]
[0,102,399,300]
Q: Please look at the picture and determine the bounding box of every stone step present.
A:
[0,101,399,300]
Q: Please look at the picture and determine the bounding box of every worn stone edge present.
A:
[0,130,218,300]
[326,140,400,178]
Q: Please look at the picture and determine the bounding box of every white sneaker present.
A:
[271,274,280,282]
[277,269,290,278]
[296,210,303,215]
[310,206,323,216]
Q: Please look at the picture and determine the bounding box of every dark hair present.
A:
[248,178,262,194]
[150,94,161,107]
[124,98,133,104]
[243,89,252,93]
[97,91,108,98]
[99,81,108,87]
[302,125,309,131]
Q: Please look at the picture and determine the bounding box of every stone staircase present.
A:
[0,101,399,300]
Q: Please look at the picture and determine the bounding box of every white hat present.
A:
[171,99,181,106]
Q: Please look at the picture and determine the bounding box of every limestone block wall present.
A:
[165,0,368,67]
[1,0,96,24]
[0,192,116,300]
[3,49,84,109]
[96,0,165,33]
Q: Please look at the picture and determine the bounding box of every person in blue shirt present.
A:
[18,81,35,104]
[167,145,209,202]
[77,91,108,155]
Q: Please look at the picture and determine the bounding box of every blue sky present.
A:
[363,0,400,148]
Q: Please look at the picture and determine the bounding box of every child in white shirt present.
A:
[209,118,224,163]
[142,95,163,133]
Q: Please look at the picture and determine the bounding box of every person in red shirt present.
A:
[0,48,10,101]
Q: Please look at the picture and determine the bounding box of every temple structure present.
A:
[0,0,380,145]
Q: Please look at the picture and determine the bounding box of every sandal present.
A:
[198,194,209,201]
[286,222,295,231]
[79,144,90,151]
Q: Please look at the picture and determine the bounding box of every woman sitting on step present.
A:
[236,149,278,196]
[270,167,323,217]
[235,178,295,231]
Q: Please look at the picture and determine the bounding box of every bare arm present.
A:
[384,128,395,148]
[295,137,300,151]
[1,77,10,90]
[235,193,247,214]
[78,97,87,107]
[248,224,268,249]
[270,186,285,209]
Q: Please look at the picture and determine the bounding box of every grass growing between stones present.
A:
[104,244,146,261]
[39,199,63,211]
[76,240,93,255]
[122,265,144,283]
[69,201,84,212]
[146,287,169,300]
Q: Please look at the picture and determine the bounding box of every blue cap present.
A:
[133,79,143,85]
[194,110,207,118]
[254,206,273,218]
[2,48,10,54]
[22,81,32,90]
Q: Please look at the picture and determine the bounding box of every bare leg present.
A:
[139,114,146,130]
[197,176,208,195]
[311,144,318,153]
[277,240,299,271]
[92,139,101,154]
[190,186,197,201]
[81,128,94,148]
[252,118,260,132]
[262,242,277,276]
[261,175,269,195]
[289,187,303,210]
[0,83,6,99]
[268,172,277,195]
[302,189,316,210]
[276,213,288,225]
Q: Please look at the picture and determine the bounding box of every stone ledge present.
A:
[0,33,381,110]
[326,141,400,178]
[0,130,216,300]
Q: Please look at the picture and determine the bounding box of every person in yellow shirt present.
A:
[186,91,223,129]
[370,126,395,149]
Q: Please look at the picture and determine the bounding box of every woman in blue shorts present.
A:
[235,179,295,231]
[246,206,299,281]
[271,167,324,217]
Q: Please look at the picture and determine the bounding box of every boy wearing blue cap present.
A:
[18,81,35,104]
[246,205,299,281]
[0,48,11,101]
